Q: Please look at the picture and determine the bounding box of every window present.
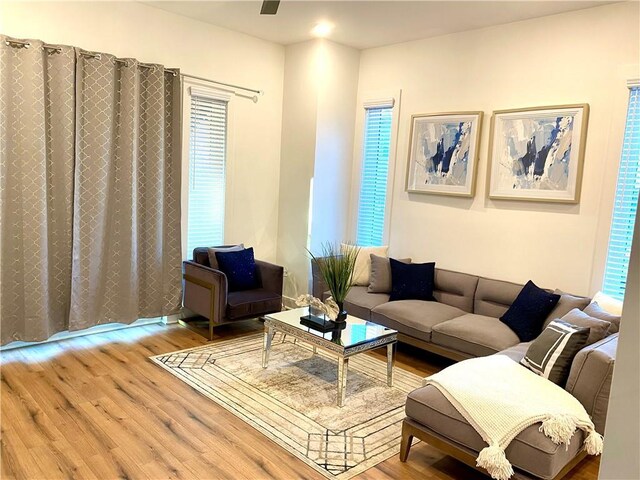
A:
[602,85,640,300]
[186,89,228,255]
[356,104,394,246]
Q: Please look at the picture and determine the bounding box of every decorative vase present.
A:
[335,301,348,323]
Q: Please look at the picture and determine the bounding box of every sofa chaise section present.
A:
[402,334,618,479]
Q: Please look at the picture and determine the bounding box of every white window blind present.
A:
[602,85,640,300]
[356,106,393,246]
[187,94,228,255]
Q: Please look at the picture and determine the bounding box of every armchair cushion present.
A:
[207,244,245,270]
[227,289,282,320]
[216,247,260,292]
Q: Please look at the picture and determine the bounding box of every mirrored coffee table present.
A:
[261,307,397,407]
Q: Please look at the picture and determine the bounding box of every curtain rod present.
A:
[181,73,264,97]
[5,39,263,100]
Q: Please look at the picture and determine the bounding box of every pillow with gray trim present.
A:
[520,319,590,386]
[368,255,411,293]
[207,244,245,270]
[560,308,611,345]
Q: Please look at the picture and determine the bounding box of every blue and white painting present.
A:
[406,113,482,197]
[489,106,588,203]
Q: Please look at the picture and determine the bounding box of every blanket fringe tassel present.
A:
[540,414,578,447]
[477,444,514,480]
[584,430,604,455]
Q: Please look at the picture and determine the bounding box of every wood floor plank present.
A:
[0,321,600,480]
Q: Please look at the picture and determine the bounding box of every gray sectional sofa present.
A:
[315,267,540,362]
[312,263,619,479]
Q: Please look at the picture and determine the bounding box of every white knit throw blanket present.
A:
[424,355,603,480]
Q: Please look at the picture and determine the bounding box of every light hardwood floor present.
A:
[0,321,600,480]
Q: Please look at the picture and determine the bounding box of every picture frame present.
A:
[487,104,589,203]
[405,111,483,197]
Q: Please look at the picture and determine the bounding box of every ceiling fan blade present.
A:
[260,0,280,15]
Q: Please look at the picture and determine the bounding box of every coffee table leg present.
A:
[387,343,395,387]
[262,326,273,368]
[337,357,349,407]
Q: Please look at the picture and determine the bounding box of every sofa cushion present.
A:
[500,281,560,342]
[560,308,611,345]
[584,301,621,334]
[543,290,591,328]
[349,245,388,286]
[431,314,520,357]
[405,385,584,480]
[371,300,465,342]
[344,286,389,321]
[368,255,410,293]
[389,260,435,302]
[226,289,281,320]
[474,277,524,317]
[433,269,479,313]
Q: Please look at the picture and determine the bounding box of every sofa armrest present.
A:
[183,261,228,323]
[256,260,284,296]
[565,333,618,435]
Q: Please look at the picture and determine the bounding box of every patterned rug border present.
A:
[149,333,422,480]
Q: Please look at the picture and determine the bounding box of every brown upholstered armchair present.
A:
[182,246,283,340]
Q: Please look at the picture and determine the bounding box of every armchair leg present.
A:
[400,420,414,462]
[209,319,214,341]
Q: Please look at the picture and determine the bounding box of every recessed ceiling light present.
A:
[311,22,335,38]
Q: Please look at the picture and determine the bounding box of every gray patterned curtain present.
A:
[70,52,182,330]
[0,37,75,343]
[0,36,182,344]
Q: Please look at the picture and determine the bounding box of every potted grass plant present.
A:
[308,243,360,323]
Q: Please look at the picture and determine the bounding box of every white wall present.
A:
[277,39,360,301]
[353,2,639,295]
[599,204,640,479]
[0,1,285,262]
[276,40,320,300]
[310,41,360,251]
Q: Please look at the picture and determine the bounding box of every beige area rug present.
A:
[150,333,423,479]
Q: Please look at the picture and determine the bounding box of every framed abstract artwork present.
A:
[487,104,589,203]
[405,111,483,197]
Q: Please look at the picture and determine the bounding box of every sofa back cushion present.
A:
[433,269,479,313]
[474,277,524,317]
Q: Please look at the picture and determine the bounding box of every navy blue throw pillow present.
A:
[389,259,436,302]
[500,280,561,342]
[215,247,260,292]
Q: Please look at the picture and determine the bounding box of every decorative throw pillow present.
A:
[500,280,561,342]
[207,244,245,270]
[346,245,388,286]
[543,290,591,328]
[389,259,435,302]
[560,308,611,345]
[215,247,260,292]
[368,255,411,293]
[592,291,623,316]
[520,319,590,386]
[584,301,622,334]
